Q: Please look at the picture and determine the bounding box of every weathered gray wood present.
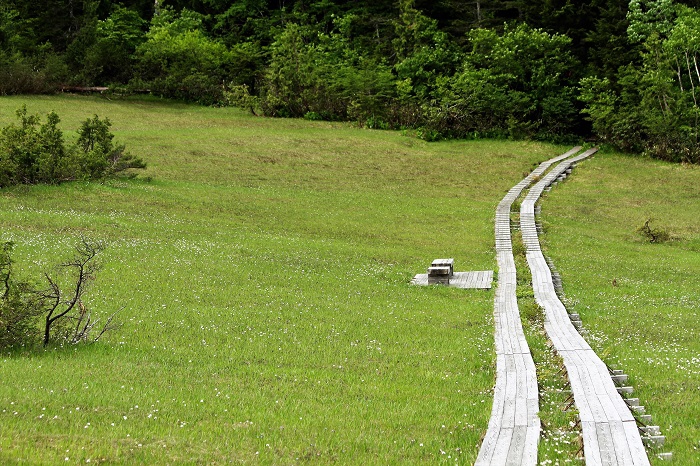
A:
[519,147,651,465]
[427,265,451,284]
[412,270,493,289]
[477,147,584,465]
[431,258,454,275]
[640,426,661,436]
[428,266,451,276]
[625,421,655,465]
[642,436,666,448]
[506,426,528,464]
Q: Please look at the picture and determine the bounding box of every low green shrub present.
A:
[0,106,145,187]
[0,242,42,349]
[0,52,67,95]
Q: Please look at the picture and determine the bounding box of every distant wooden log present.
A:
[60,86,152,96]
[60,86,110,93]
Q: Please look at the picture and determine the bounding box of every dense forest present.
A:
[1,0,700,162]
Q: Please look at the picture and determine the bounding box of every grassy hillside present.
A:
[3,96,697,464]
[0,95,561,464]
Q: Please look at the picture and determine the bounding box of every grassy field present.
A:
[541,151,700,464]
[0,95,563,464]
[3,96,697,465]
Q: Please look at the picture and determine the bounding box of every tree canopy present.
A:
[2,0,699,161]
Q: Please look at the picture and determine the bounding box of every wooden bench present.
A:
[427,258,454,284]
[427,266,451,284]
[431,258,454,275]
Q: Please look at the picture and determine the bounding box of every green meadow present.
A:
[1,96,698,465]
[0,95,556,464]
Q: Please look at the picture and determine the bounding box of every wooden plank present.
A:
[489,427,514,465]
[596,422,618,466]
[506,426,528,465]
[431,258,454,267]
[623,420,652,466]
[489,357,507,425]
[502,356,517,428]
[582,421,604,466]
[411,271,493,289]
[569,351,609,423]
[475,423,501,465]
[428,266,451,276]
[513,353,529,427]
[522,414,540,465]
[564,356,594,423]
[609,420,635,466]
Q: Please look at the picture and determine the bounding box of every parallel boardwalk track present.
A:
[520,149,651,466]
[476,147,582,465]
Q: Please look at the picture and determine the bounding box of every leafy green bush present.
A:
[0,51,67,95]
[392,1,460,101]
[0,106,68,186]
[581,3,700,163]
[259,20,397,126]
[260,23,333,118]
[0,6,67,94]
[0,242,42,350]
[0,107,145,187]
[268,2,463,130]
[75,114,146,179]
[76,6,146,85]
[423,24,580,140]
[133,8,235,104]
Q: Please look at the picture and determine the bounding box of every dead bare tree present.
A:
[1,242,12,300]
[37,239,116,346]
[1,239,120,350]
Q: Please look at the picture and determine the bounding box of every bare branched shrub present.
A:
[0,239,120,350]
[637,218,670,243]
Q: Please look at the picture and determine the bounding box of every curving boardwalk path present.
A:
[520,149,651,465]
[476,147,583,465]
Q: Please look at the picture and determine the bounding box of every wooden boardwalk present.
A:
[411,270,493,289]
[475,147,582,465]
[520,149,651,466]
